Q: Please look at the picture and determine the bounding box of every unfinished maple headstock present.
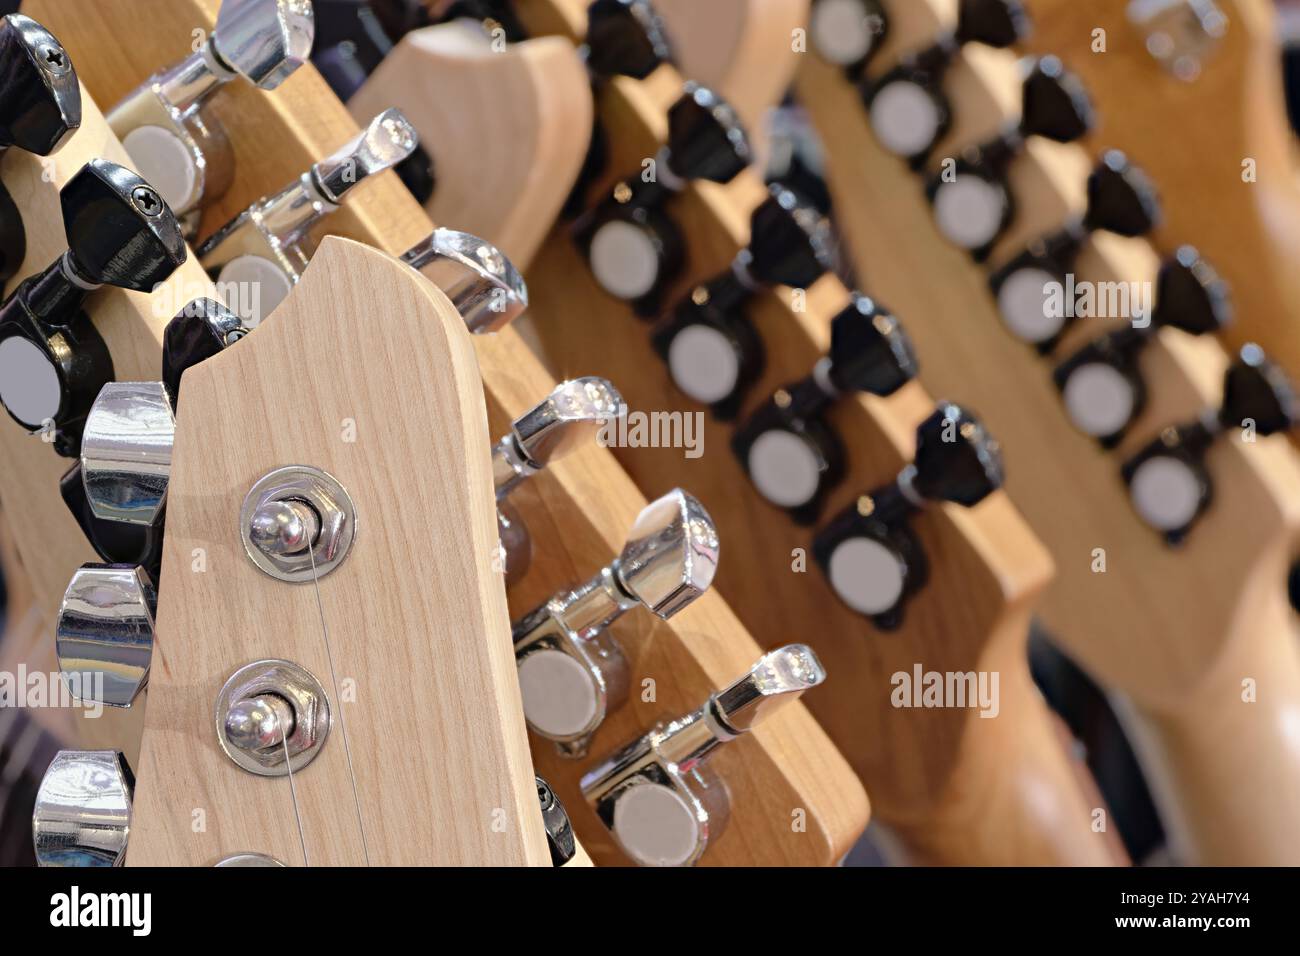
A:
[21,0,868,866]
[520,0,1124,866]
[797,0,1300,863]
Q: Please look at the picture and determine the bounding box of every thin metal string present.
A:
[304,530,371,865]
[279,718,309,867]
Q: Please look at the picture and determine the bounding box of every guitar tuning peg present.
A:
[989,150,1160,350]
[1054,246,1232,446]
[651,185,833,417]
[926,55,1092,260]
[814,402,1003,626]
[33,750,134,867]
[513,488,718,757]
[492,377,622,585]
[80,382,176,528]
[107,0,315,231]
[862,0,1027,165]
[198,107,418,326]
[732,294,917,523]
[575,82,750,316]
[401,228,528,332]
[536,776,577,866]
[0,12,81,293]
[0,160,185,457]
[808,0,889,74]
[1123,344,1299,544]
[582,0,674,81]
[580,644,825,867]
[56,563,156,708]
[1127,0,1227,81]
[162,297,247,401]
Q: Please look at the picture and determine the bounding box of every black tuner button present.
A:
[1083,149,1160,238]
[651,280,765,419]
[584,0,673,81]
[1020,55,1093,144]
[0,14,81,284]
[536,776,577,867]
[574,84,749,316]
[809,0,888,75]
[0,14,81,157]
[813,402,1001,626]
[1053,328,1147,447]
[1152,245,1232,335]
[1123,345,1296,545]
[0,160,184,456]
[1219,343,1299,436]
[730,296,916,523]
[956,0,1030,49]
[161,297,247,403]
[747,184,836,288]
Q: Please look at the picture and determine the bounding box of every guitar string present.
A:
[304,523,372,865]
[279,718,309,867]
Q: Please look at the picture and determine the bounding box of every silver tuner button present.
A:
[214,852,286,866]
[1127,0,1227,82]
[493,377,622,583]
[580,644,825,866]
[55,564,156,708]
[216,659,330,775]
[613,488,719,618]
[80,382,175,527]
[313,107,418,204]
[33,750,133,867]
[402,228,528,333]
[212,0,316,90]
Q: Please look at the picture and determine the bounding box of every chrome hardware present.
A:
[537,776,576,866]
[1127,0,1227,81]
[33,750,133,867]
[513,489,718,757]
[197,108,418,326]
[55,564,156,708]
[214,852,286,866]
[401,228,528,333]
[241,465,356,582]
[216,659,330,775]
[492,377,622,585]
[211,0,315,89]
[80,382,176,527]
[580,644,824,867]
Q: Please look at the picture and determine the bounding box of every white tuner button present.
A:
[933,175,1005,250]
[667,323,739,404]
[612,781,702,868]
[870,81,941,158]
[810,0,878,66]
[217,255,294,327]
[828,536,907,615]
[0,335,62,428]
[997,267,1064,344]
[747,429,821,508]
[588,220,660,300]
[1062,363,1136,438]
[121,125,199,215]
[517,649,601,740]
[1129,456,1201,531]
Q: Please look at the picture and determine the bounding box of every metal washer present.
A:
[240,465,356,582]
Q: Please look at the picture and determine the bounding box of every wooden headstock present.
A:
[124,237,549,865]
[22,0,867,865]
[796,0,1300,863]
[519,0,1124,865]
[346,19,593,267]
[1017,0,1300,398]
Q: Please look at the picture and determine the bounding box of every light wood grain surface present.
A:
[797,0,1300,863]
[25,0,869,866]
[348,23,593,269]
[520,0,1125,866]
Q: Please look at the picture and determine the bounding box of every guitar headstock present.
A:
[796,0,1300,863]
[520,0,1124,865]
[14,0,867,866]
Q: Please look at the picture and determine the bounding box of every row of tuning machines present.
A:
[563,64,1008,628]
[812,0,1300,545]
